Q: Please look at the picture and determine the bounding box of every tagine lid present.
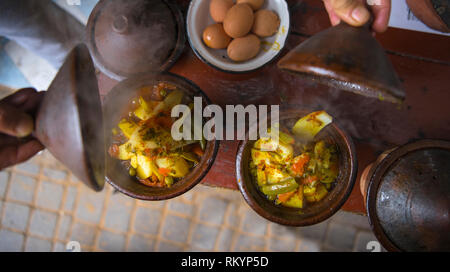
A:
[277,22,405,104]
[366,139,450,252]
[36,44,106,192]
[86,0,185,80]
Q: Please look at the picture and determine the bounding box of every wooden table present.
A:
[97,0,450,214]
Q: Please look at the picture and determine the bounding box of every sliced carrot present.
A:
[278,191,296,203]
[291,154,310,175]
[158,168,171,177]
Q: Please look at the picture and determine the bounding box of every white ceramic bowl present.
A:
[187,0,290,73]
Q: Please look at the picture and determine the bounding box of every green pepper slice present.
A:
[261,177,299,196]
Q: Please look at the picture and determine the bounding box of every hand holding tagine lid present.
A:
[278,9,405,104]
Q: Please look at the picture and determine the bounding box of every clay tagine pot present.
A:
[236,109,357,226]
[86,0,186,80]
[102,72,219,200]
[361,139,450,252]
[35,44,105,191]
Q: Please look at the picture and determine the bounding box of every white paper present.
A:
[388,0,450,36]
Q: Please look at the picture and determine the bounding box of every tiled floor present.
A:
[0,0,383,252]
[0,152,381,252]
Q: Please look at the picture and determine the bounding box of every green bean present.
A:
[178,152,199,164]
[261,177,299,196]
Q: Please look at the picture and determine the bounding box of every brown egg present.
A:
[227,34,261,62]
[223,4,254,38]
[252,10,280,37]
[236,0,264,10]
[203,23,232,49]
[210,0,234,23]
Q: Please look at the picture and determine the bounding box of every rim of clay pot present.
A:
[103,72,219,200]
[366,139,450,252]
[236,109,357,226]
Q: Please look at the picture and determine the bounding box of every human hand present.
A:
[322,0,391,33]
[0,88,45,170]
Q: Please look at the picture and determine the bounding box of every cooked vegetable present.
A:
[162,90,183,110]
[306,183,328,203]
[254,138,278,151]
[134,97,154,121]
[250,111,339,209]
[266,168,290,184]
[118,119,137,139]
[302,175,318,186]
[179,152,200,164]
[292,111,333,141]
[118,142,134,160]
[109,84,205,188]
[130,156,138,169]
[251,149,274,166]
[136,154,153,180]
[281,186,304,208]
[254,138,293,160]
[256,167,266,186]
[134,90,183,122]
[303,185,316,197]
[165,176,175,187]
[277,191,296,203]
[268,127,295,145]
[289,154,310,177]
[155,156,190,178]
[261,177,298,196]
[149,160,164,181]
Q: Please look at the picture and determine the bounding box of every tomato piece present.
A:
[277,191,296,203]
[158,168,171,177]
